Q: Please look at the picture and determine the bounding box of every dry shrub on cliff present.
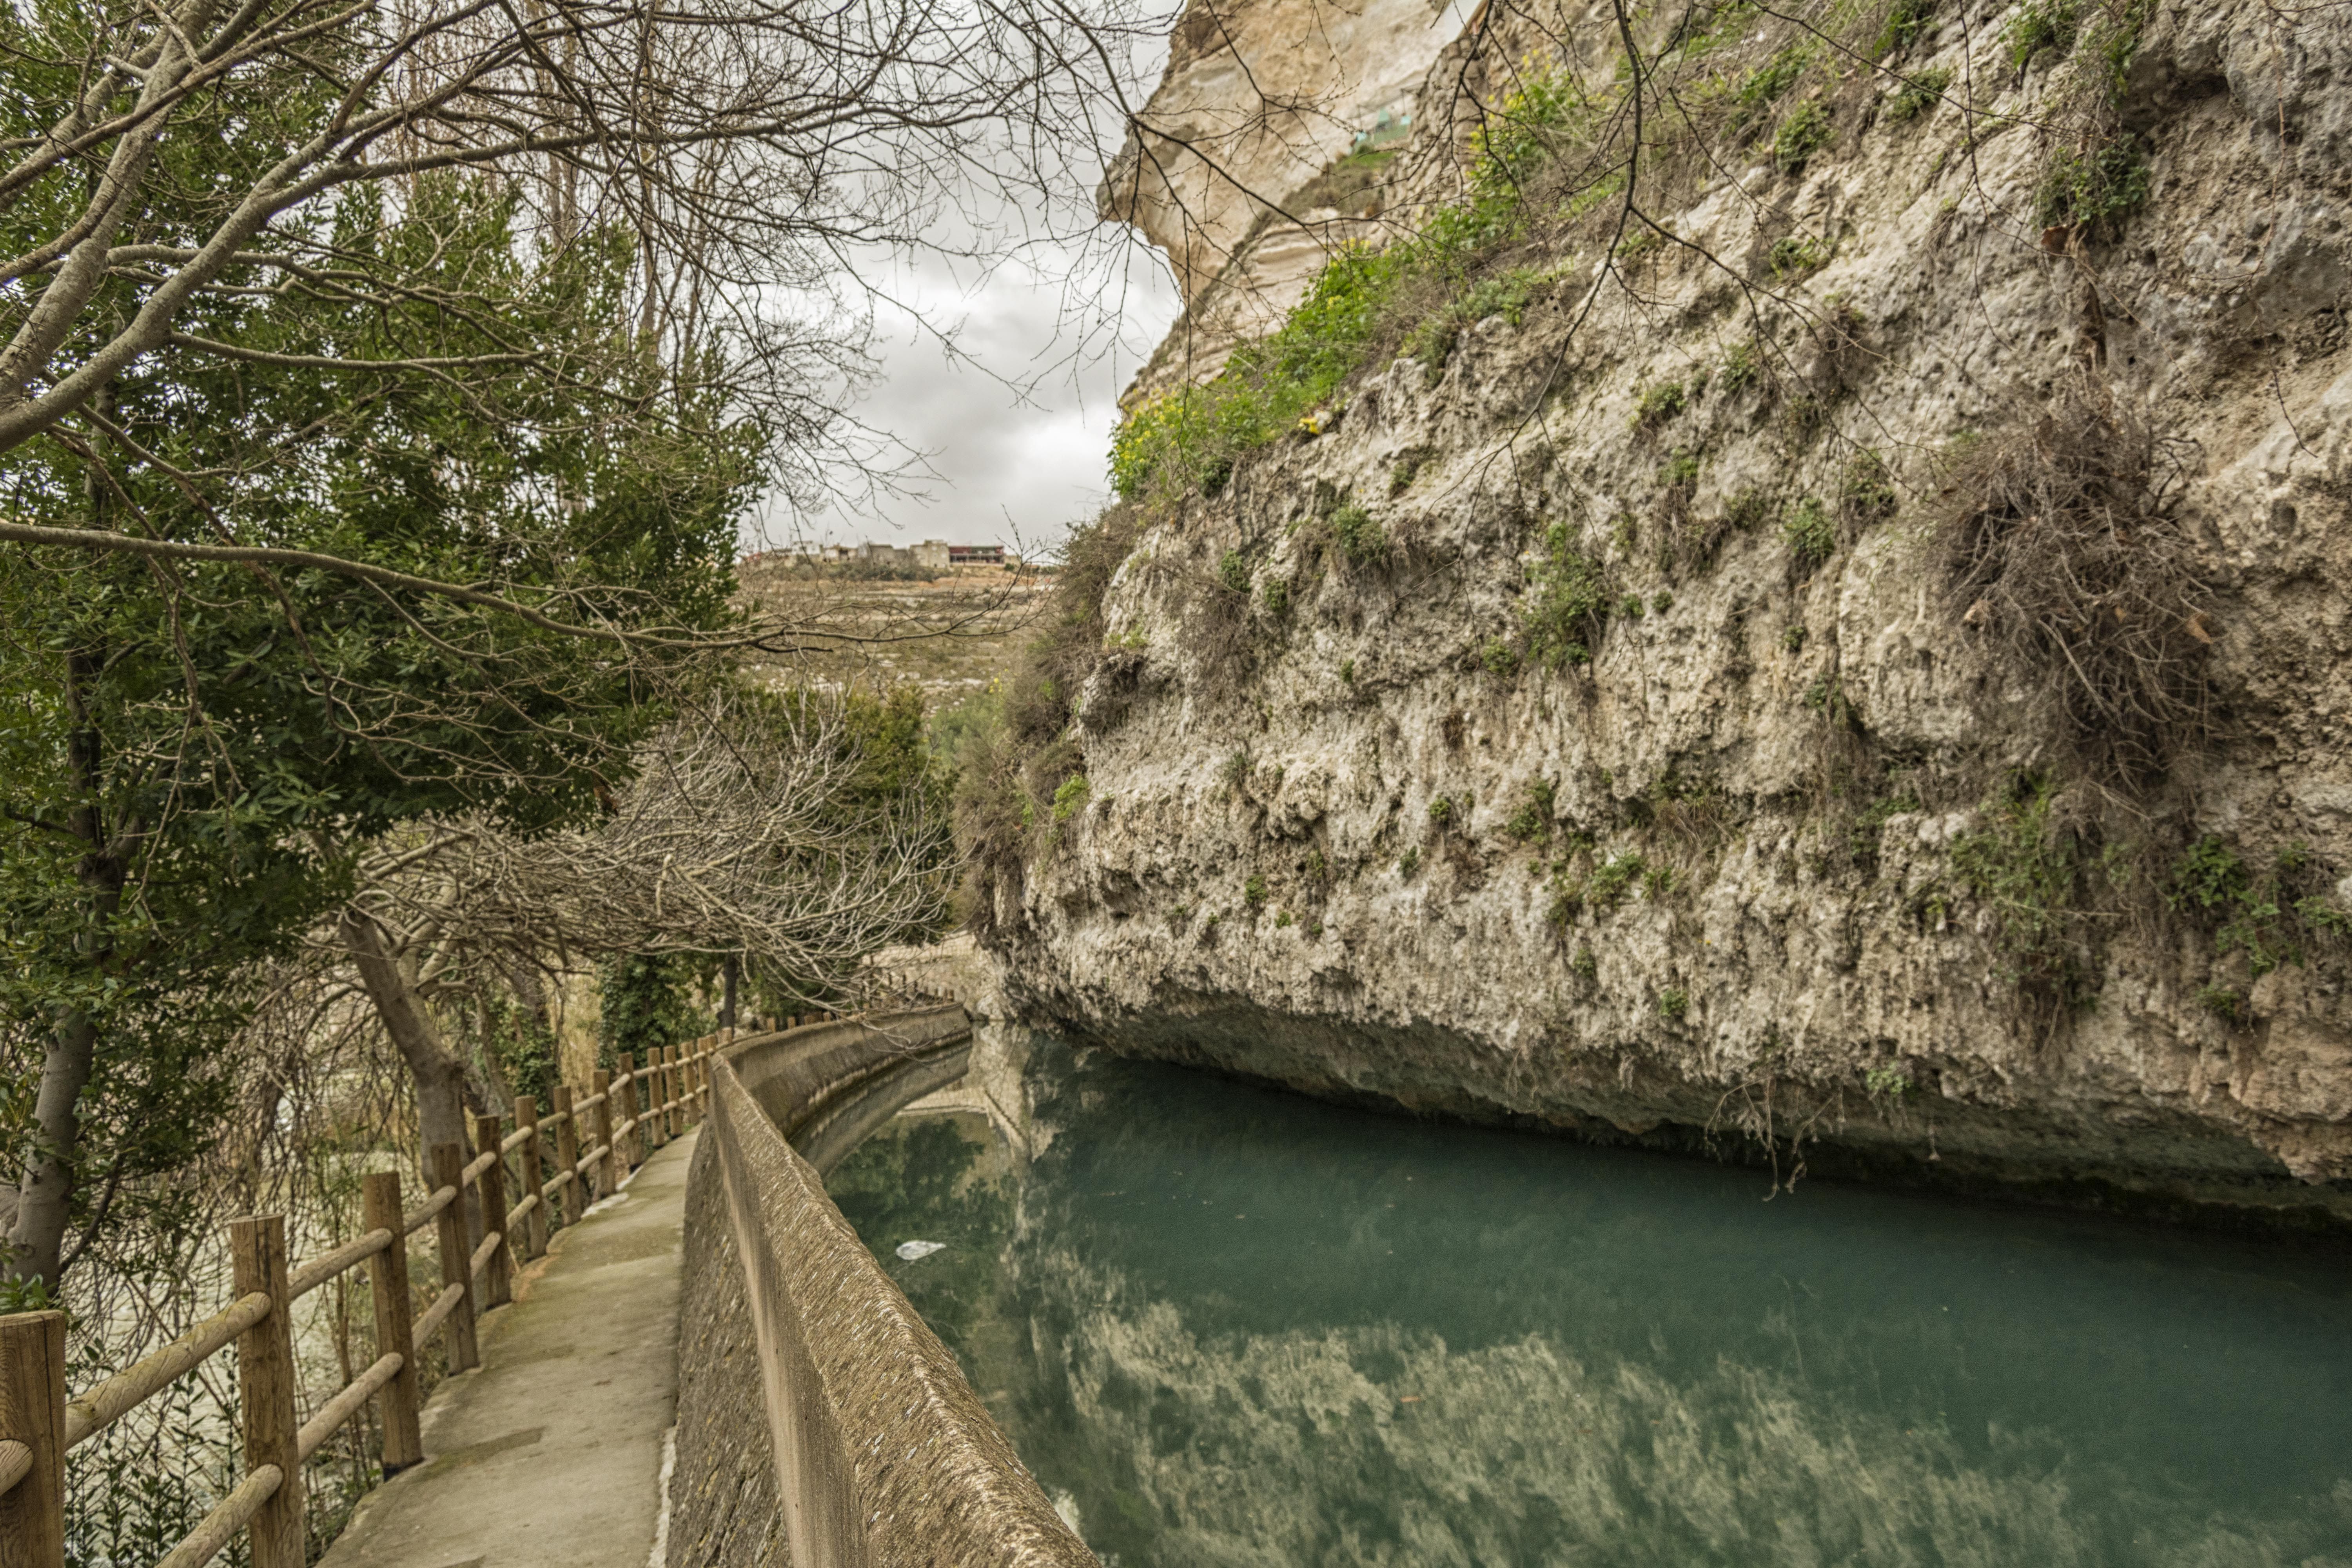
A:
[958,506,1149,929]
[1937,385,2214,796]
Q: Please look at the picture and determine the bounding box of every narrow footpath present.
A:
[321,1129,697,1568]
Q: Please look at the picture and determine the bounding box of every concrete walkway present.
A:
[321,1129,697,1568]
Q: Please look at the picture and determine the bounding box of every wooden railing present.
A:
[0,1017,816,1568]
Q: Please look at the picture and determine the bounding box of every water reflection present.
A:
[830,1036,2352,1566]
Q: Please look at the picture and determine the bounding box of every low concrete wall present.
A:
[672,1011,1095,1568]
[672,1136,786,1567]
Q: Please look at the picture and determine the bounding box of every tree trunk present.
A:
[8,642,126,1294]
[341,911,479,1240]
[7,1012,97,1292]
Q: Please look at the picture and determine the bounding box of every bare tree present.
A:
[0,0,1162,592]
[337,695,951,1171]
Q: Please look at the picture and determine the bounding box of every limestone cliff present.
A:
[989,0,2352,1225]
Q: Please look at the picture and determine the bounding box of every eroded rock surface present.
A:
[997,0,2352,1225]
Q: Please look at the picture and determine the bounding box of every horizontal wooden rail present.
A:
[414,1283,467,1347]
[152,1464,281,1568]
[5,1036,735,1568]
[296,1353,403,1462]
[402,1181,457,1234]
[287,1228,392,1301]
[64,1292,272,1451]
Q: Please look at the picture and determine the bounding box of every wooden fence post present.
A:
[592,1069,617,1198]
[652,1049,672,1147]
[0,1309,65,1568]
[361,1172,424,1472]
[229,1215,304,1568]
[662,1047,679,1140]
[616,1053,640,1169]
[515,1096,549,1261]
[634,1053,654,1156]
[474,1112,512,1308]
[637,1052,658,1152]
[430,1142,479,1371]
[554,1085,585,1226]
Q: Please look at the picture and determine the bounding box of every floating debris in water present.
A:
[895,1240,947,1261]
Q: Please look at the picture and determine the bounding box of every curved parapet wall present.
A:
[672,1009,1096,1568]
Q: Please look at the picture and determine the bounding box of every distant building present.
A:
[777,539,1011,572]
[834,539,1008,570]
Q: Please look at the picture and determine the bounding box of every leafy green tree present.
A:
[0,185,756,1290]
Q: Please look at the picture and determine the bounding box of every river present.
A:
[827,1033,2352,1567]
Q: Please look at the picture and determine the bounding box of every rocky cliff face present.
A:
[989,0,2352,1225]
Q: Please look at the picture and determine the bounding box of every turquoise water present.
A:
[829,1040,2352,1567]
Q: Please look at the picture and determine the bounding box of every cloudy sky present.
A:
[764,227,1183,561]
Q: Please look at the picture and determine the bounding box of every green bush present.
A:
[1772,102,1833,175]
[1218,549,1252,593]
[1651,590,1675,614]
[1656,987,1689,1020]
[1428,795,1455,824]
[1331,503,1389,564]
[1521,521,1612,667]
[1504,779,1557,842]
[1481,638,1520,675]
[1051,773,1091,824]
[1407,267,1549,381]
[1633,381,1687,429]
[1950,773,2091,1000]
[2170,837,2352,979]
[1886,65,1953,122]
[1243,873,1269,907]
[1101,51,1611,505]
[2034,137,2150,237]
[1782,495,1836,568]
[1262,578,1290,617]
[1839,449,1898,522]
[1767,233,1831,279]
[1725,487,1777,533]
[1719,339,1762,392]
[1107,241,1402,501]
[1875,0,1936,55]
[1588,853,1647,907]
[1733,45,1814,132]
[2004,0,2082,68]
